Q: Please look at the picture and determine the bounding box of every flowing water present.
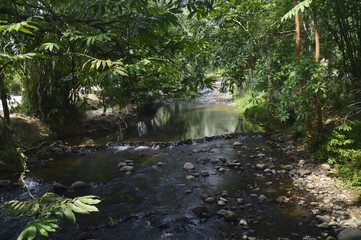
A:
[0,102,333,239]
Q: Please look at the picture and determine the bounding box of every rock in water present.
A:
[204,197,215,204]
[183,162,195,170]
[120,166,134,172]
[192,206,210,218]
[233,141,243,146]
[70,181,87,189]
[217,210,238,222]
[76,232,94,240]
[337,229,361,240]
[53,182,67,193]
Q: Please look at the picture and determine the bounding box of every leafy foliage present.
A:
[317,121,361,187]
[0,193,101,240]
[281,0,313,21]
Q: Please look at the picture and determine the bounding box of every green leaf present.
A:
[73,199,99,212]
[62,204,76,223]
[17,225,37,240]
[67,202,89,214]
[281,0,313,22]
[77,196,101,205]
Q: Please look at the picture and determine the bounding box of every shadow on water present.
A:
[0,102,333,239]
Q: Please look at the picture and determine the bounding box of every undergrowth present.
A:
[317,120,361,191]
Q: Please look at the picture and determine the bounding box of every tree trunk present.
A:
[0,72,10,125]
[294,0,301,61]
[312,4,324,134]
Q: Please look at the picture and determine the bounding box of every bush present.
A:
[317,121,361,189]
[244,105,281,131]
[0,147,25,178]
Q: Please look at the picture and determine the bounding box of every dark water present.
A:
[0,102,332,240]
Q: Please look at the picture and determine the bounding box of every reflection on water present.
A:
[123,102,243,142]
[65,102,262,145]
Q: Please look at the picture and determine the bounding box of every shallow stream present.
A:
[0,102,334,239]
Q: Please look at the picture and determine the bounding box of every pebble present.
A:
[186,175,195,181]
[320,163,331,171]
[218,200,226,207]
[239,219,248,226]
[183,162,195,170]
[120,166,134,172]
[256,164,267,170]
[298,159,306,166]
[233,141,243,146]
[258,194,267,202]
[217,210,238,222]
[316,222,330,229]
[221,191,229,198]
[284,165,293,171]
[204,197,215,204]
[117,162,127,168]
[298,169,312,177]
[316,215,332,223]
[201,171,210,177]
[236,198,244,204]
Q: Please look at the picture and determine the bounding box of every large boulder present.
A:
[337,228,361,240]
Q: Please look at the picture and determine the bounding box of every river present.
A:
[0,90,339,239]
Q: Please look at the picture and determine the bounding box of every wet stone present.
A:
[256,164,267,170]
[201,171,210,177]
[124,160,134,164]
[221,191,229,198]
[70,181,87,189]
[233,141,243,146]
[204,197,215,204]
[120,166,134,172]
[239,219,248,226]
[183,162,195,170]
[192,206,210,218]
[236,198,244,204]
[175,216,189,223]
[258,194,267,202]
[211,159,220,164]
[53,182,67,193]
[186,175,195,181]
[316,222,330,229]
[76,231,94,240]
[117,162,127,168]
[337,228,361,240]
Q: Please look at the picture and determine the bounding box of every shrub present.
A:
[0,147,25,178]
